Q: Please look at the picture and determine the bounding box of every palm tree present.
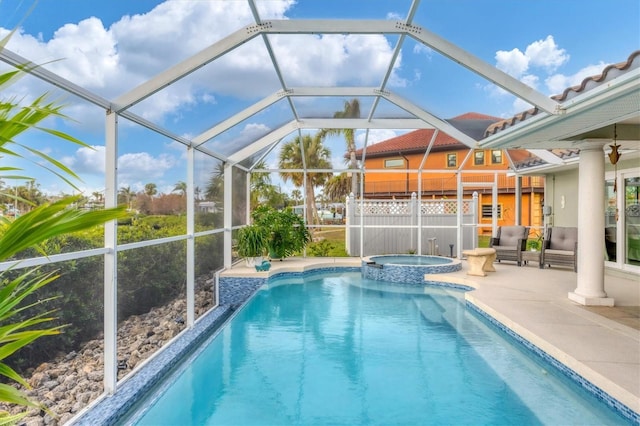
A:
[118,186,136,210]
[250,160,276,209]
[279,134,332,225]
[290,189,302,205]
[205,162,225,202]
[91,191,103,204]
[323,173,351,203]
[318,98,361,196]
[173,181,187,197]
[144,183,158,197]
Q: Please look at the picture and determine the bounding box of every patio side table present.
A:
[521,250,541,266]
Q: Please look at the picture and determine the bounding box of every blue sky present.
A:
[0,0,638,198]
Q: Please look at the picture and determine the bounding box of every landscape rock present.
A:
[0,276,215,425]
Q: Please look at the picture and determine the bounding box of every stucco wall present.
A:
[544,168,579,227]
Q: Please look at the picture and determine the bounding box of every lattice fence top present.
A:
[352,199,474,216]
[420,200,473,215]
[357,201,411,215]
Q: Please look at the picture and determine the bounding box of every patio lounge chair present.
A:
[540,226,578,272]
[489,226,529,266]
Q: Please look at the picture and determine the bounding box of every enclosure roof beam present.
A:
[297,118,433,129]
[408,27,560,115]
[227,121,298,165]
[0,48,230,160]
[261,19,559,114]
[285,86,381,97]
[382,91,479,147]
[113,25,259,112]
[1,49,113,109]
[192,90,287,147]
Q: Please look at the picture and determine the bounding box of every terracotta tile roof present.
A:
[485,50,640,137]
[451,112,502,121]
[508,148,580,170]
[355,112,501,158]
[507,149,546,168]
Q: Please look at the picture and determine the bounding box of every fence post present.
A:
[411,192,418,253]
[346,193,354,255]
[472,191,479,248]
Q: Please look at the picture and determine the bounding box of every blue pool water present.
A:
[128,271,628,425]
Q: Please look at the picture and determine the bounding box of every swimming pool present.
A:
[124,270,628,425]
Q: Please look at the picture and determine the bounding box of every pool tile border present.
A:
[72,306,235,425]
[466,301,639,425]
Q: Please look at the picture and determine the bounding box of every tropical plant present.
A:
[279,134,332,225]
[252,206,310,260]
[236,224,268,258]
[0,53,128,420]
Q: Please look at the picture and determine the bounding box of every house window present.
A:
[482,204,502,219]
[474,150,485,166]
[491,150,502,164]
[384,158,404,168]
[446,153,457,168]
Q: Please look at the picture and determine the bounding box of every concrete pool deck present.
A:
[221,256,640,418]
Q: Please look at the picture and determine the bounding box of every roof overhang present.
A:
[479,67,640,150]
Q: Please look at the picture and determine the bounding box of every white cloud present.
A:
[490,36,575,115]
[413,43,433,57]
[545,63,605,95]
[240,123,271,142]
[2,0,401,129]
[495,36,568,79]
[61,145,178,186]
[520,74,540,91]
[357,129,400,148]
[62,145,106,174]
[525,35,569,72]
[118,152,177,182]
[272,33,397,87]
[495,48,529,78]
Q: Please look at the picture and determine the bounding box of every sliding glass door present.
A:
[605,169,640,271]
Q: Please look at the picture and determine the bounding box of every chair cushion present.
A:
[544,249,574,256]
[499,226,526,246]
[494,246,517,251]
[549,227,577,251]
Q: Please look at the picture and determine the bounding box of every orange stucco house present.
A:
[354,112,545,234]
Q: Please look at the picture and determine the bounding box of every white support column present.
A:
[186,146,195,326]
[223,163,233,269]
[569,143,614,306]
[103,111,118,394]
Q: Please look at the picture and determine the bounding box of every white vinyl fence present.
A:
[345,193,478,257]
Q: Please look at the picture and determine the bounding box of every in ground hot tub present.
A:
[362,254,461,284]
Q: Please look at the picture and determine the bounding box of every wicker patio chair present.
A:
[489,226,529,266]
[540,226,578,272]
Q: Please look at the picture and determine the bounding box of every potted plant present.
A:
[527,230,543,251]
[252,206,311,260]
[237,224,268,267]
